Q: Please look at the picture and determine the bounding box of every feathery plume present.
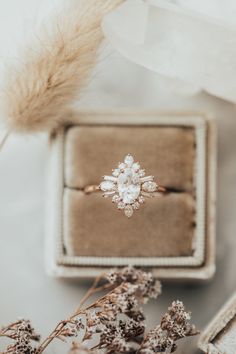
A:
[1,0,123,134]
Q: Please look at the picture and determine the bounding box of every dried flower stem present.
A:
[0,267,198,354]
[76,273,108,311]
[37,273,120,353]
[37,274,108,354]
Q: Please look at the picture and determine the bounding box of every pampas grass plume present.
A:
[1,0,122,134]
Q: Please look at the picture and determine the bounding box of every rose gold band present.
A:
[84,184,166,195]
[84,185,101,194]
[157,186,166,193]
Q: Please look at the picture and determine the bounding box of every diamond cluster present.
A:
[100,154,158,217]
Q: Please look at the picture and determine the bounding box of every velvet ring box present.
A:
[46,112,216,280]
[199,292,236,353]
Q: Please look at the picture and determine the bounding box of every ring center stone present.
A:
[118,168,141,204]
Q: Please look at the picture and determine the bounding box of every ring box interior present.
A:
[199,292,236,353]
[46,112,216,280]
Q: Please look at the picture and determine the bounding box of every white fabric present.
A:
[102,0,236,103]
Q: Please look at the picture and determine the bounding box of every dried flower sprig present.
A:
[0,267,198,354]
[0,319,40,354]
[139,300,198,354]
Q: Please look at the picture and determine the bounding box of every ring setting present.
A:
[99,154,166,217]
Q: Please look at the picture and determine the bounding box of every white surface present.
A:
[0,1,236,354]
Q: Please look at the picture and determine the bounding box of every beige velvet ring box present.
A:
[46,111,216,280]
[199,292,236,353]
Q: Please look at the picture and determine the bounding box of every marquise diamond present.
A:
[142,181,157,193]
[124,205,133,218]
[100,180,115,191]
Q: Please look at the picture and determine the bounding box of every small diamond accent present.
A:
[117,201,125,209]
[142,181,157,192]
[132,202,140,210]
[124,205,133,217]
[132,162,140,170]
[139,169,145,177]
[112,168,120,177]
[139,196,145,204]
[112,195,120,203]
[119,162,126,169]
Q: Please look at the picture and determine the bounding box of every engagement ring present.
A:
[84,154,166,218]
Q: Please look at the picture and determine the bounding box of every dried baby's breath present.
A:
[0,267,198,354]
[139,300,199,354]
[106,266,162,303]
[0,319,40,354]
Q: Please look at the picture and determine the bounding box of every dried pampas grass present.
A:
[1,0,123,134]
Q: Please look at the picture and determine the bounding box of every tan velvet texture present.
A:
[63,125,196,258]
[64,190,195,257]
[65,126,195,191]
